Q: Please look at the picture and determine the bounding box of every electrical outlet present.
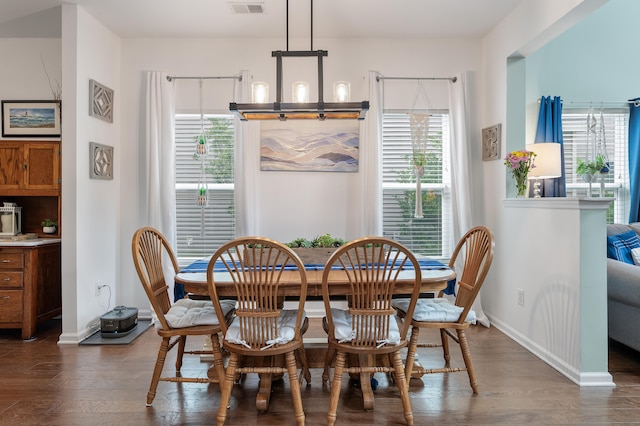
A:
[517,288,525,306]
[95,282,103,296]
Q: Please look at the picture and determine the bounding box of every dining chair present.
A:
[393,225,494,394]
[321,237,422,426]
[132,226,235,406]
[206,236,308,426]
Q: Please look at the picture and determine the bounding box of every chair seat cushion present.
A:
[225,309,306,349]
[392,298,476,323]
[157,298,236,329]
[329,308,400,346]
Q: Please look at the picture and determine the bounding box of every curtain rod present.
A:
[376,76,457,83]
[538,99,639,107]
[166,75,242,82]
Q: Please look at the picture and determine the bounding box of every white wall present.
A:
[493,198,612,385]
[59,5,122,343]
[0,39,61,102]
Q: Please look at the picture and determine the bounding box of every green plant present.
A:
[577,155,605,176]
[41,218,57,227]
[286,237,312,248]
[286,234,346,248]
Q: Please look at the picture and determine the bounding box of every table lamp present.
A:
[526,142,562,198]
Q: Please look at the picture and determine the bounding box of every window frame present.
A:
[381,110,452,259]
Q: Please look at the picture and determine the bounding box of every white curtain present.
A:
[234,69,259,236]
[144,71,177,296]
[448,71,489,327]
[359,71,384,236]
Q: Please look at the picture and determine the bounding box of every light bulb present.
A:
[292,81,309,103]
[252,82,269,103]
[333,81,350,102]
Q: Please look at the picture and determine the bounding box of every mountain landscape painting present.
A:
[260,120,359,172]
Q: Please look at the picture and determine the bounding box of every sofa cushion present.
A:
[632,247,640,266]
[607,230,640,264]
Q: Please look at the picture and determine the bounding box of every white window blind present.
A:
[562,109,629,223]
[382,111,452,258]
[175,114,235,265]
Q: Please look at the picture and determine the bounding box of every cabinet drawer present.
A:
[0,253,24,269]
[0,271,22,288]
[0,290,22,322]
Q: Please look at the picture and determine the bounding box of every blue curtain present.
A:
[628,98,640,222]
[532,96,566,197]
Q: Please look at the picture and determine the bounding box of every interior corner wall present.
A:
[480,0,623,385]
[59,4,122,343]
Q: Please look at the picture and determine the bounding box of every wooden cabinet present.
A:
[0,241,61,339]
[0,141,61,195]
[0,140,61,236]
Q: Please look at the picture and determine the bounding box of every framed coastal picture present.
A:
[1,100,61,137]
[260,120,359,172]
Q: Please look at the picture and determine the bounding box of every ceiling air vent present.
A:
[229,2,265,14]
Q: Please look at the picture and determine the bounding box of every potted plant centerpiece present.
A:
[41,218,58,234]
[286,234,346,265]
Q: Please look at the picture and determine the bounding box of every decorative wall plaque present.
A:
[90,142,114,180]
[482,123,501,161]
[89,79,114,123]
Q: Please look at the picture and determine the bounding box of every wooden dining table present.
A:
[174,262,456,412]
[175,262,456,298]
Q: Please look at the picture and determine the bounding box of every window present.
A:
[562,109,629,223]
[175,114,235,265]
[382,111,452,258]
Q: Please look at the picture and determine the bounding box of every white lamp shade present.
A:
[333,81,350,102]
[252,82,269,103]
[292,81,309,103]
[526,142,562,178]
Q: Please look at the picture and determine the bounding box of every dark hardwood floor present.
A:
[1,318,639,425]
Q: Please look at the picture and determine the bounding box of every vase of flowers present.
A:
[504,150,537,197]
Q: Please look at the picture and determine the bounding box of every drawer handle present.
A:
[0,296,9,299]
[1,260,10,263]
[3,278,10,281]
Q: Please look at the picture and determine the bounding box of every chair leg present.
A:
[327,351,346,426]
[147,337,170,406]
[457,329,478,394]
[285,351,306,426]
[440,328,451,367]
[391,350,414,426]
[322,344,336,384]
[176,335,186,372]
[210,333,226,392]
[296,346,312,386]
[405,326,420,383]
[217,352,238,426]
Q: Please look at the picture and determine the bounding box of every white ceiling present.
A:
[0,0,524,39]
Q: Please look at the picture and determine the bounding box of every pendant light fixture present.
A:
[229,0,368,121]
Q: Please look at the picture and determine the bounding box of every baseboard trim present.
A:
[488,314,615,388]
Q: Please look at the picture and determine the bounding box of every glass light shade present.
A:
[526,143,562,178]
[333,81,350,102]
[252,82,269,103]
[292,81,309,103]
